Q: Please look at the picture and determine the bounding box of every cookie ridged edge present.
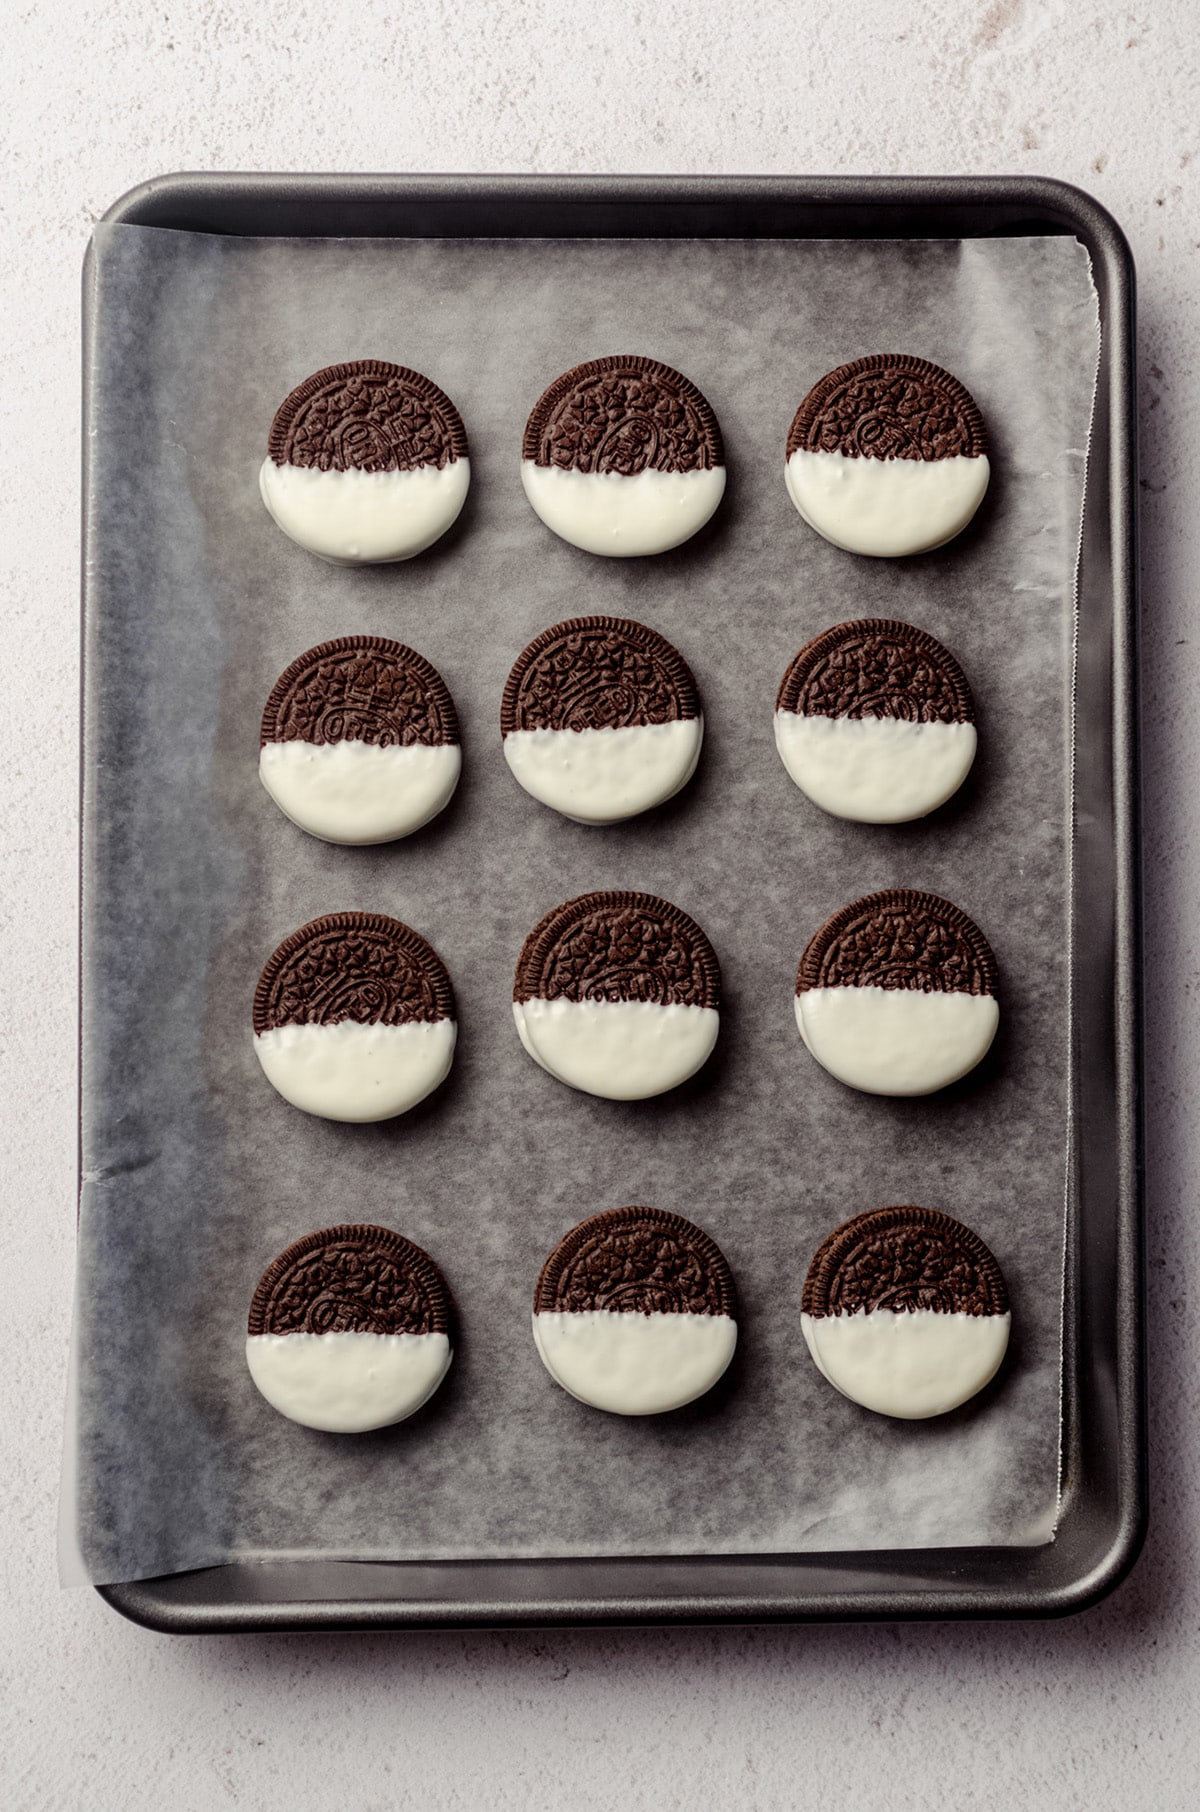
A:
[522,354,724,470]
[513,890,722,1009]
[500,615,701,738]
[775,618,975,723]
[267,360,469,468]
[248,1222,454,1337]
[795,890,999,999]
[801,1205,1009,1319]
[533,1205,737,1317]
[253,911,456,1035]
[785,354,988,462]
[260,636,460,749]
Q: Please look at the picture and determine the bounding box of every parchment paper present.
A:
[67,223,1099,1585]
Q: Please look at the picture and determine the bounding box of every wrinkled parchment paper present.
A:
[66,224,1098,1584]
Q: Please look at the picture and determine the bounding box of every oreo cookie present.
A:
[532,1206,737,1415]
[260,637,461,844]
[246,1224,455,1431]
[501,616,703,823]
[253,912,456,1122]
[795,890,999,1096]
[774,619,977,823]
[260,360,470,563]
[785,354,990,557]
[521,355,725,556]
[513,890,721,1100]
[801,1206,1010,1418]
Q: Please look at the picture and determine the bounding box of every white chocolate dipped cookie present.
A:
[785,354,990,557]
[775,619,977,824]
[502,616,703,824]
[532,1206,738,1416]
[801,1205,1011,1419]
[253,912,457,1123]
[521,355,725,556]
[513,890,721,1102]
[260,637,461,845]
[260,360,470,563]
[246,1224,454,1433]
[795,889,999,1097]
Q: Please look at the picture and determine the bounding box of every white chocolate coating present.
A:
[259,457,469,564]
[520,462,725,557]
[774,712,977,823]
[801,1308,1010,1419]
[502,718,702,824]
[513,997,719,1099]
[246,1330,452,1432]
[795,986,998,1096]
[254,1017,456,1122]
[784,449,989,557]
[259,739,461,844]
[512,999,548,1071]
[533,1310,736,1415]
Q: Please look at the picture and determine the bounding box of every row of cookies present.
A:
[245,1207,1012,1432]
[259,353,990,564]
[259,617,977,841]
[251,889,998,1122]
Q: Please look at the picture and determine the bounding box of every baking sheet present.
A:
[69,224,1099,1585]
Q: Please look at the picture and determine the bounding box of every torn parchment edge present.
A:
[1050,241,1104,1546]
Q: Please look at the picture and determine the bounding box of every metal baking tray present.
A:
[86,173,1144,1630]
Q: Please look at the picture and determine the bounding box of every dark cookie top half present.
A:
[501,616,700,737]
[797,891,998,998]
[776,620,974,726]
[254,912,455,1034]
[249,1223,453,1338]
[786,355,988,463]
[268,361,468,474]
[534,1206,736,1318]
[802,1206,1009,1319]
[261,637,459,750]
[514,891,721,1010]
[523,356,724,477]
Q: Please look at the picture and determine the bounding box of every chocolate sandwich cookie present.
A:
[501,616,703,823]
[246,1224,455,1432]
[801,1206,1010,1418]
[521,355,725,556]
[532,1206,737,1415]
[260,637,461,844]
[785,355,990,557]
[795,890,999,1096]
[260,360,470,563]
[253,912,456,1122]
[775,620,977,823]
[513,890,721,1100]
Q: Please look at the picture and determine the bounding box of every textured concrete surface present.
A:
[1,2,1196,1807]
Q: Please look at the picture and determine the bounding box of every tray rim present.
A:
[83,170,1144,1632]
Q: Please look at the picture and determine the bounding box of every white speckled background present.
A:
[2,1,1196,1807]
